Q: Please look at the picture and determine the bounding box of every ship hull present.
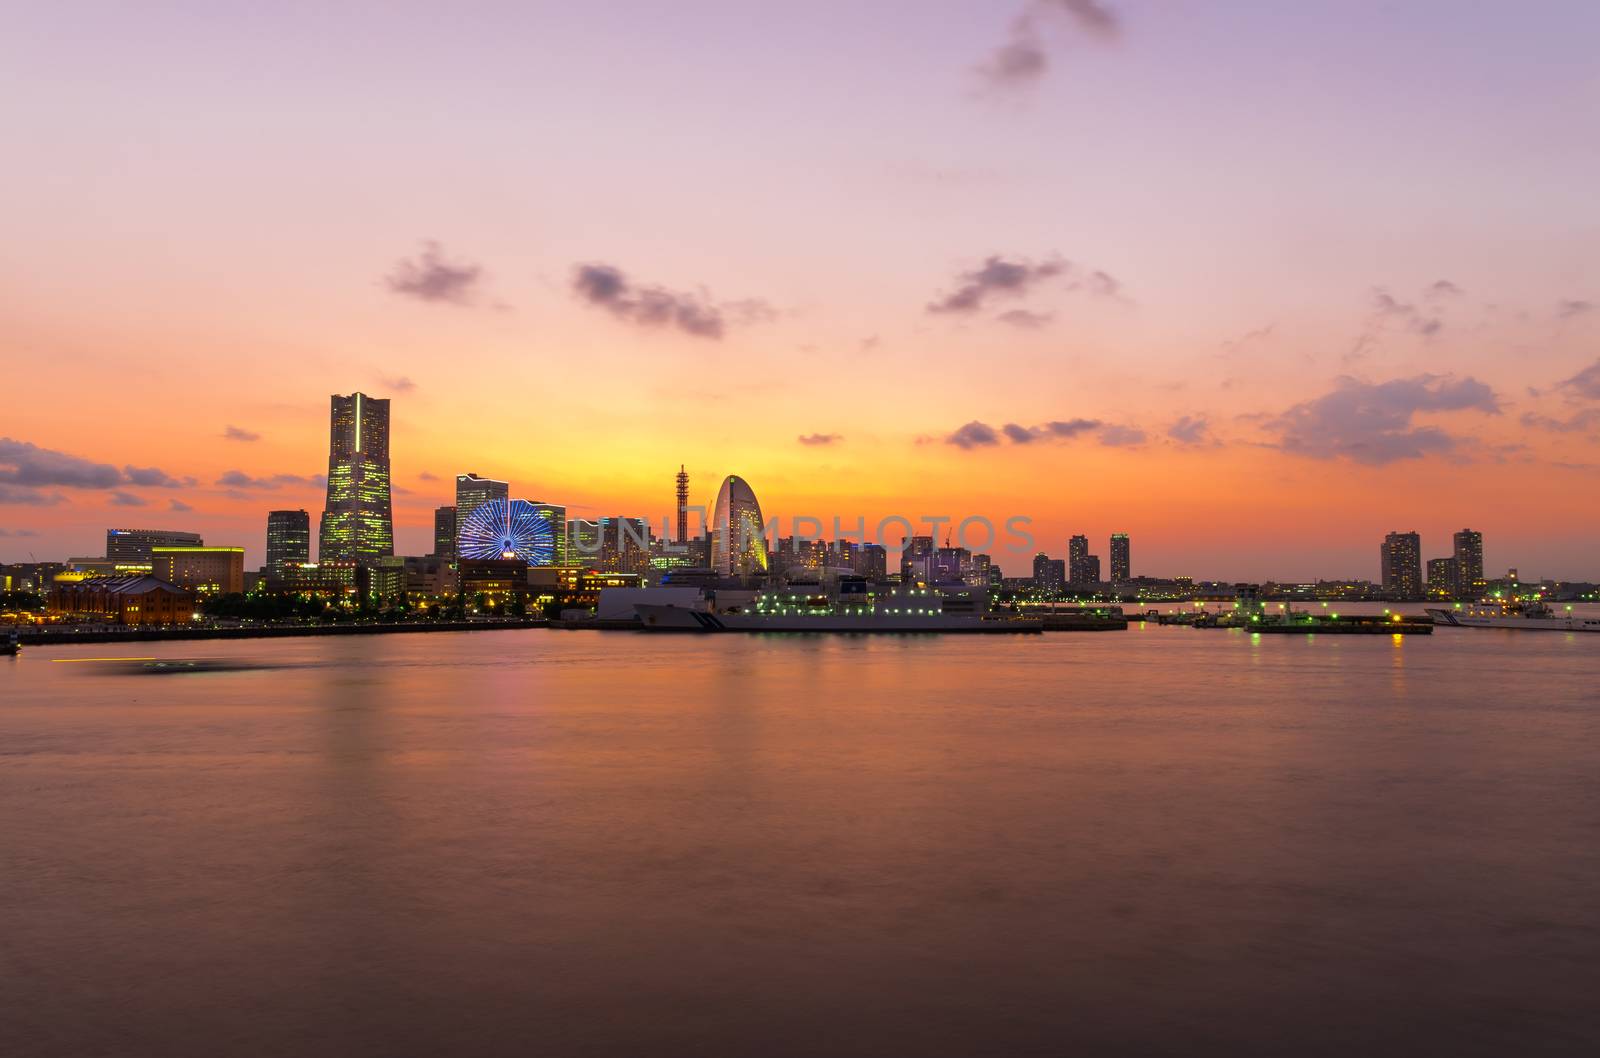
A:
[1427,608,1600,632]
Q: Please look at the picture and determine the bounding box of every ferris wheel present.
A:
[457,499,555,565]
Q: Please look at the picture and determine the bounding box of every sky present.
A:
[2,0,1598,579]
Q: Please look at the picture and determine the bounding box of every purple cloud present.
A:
[223,425,261,442]
[1268,374,1500,465]
[572,263,729,340]
[798,433,843,446]
[946,421,1003,449]
[385,241,483,306]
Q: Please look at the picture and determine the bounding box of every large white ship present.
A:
[634,581,1042,634]
[1426,600,1600,632]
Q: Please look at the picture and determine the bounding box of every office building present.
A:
[433,505,456,558]
[318,392,393,562]
[454,473,509,556]
[265,510,310,572]
[855,543,888,581]
[1110,533,1131,582]
[710,476,769,576]
[150,546,246,595]
[1380,531,1423,598]
[1453,529,1484,597]
[900,535,935,583]
[106,529,202,563]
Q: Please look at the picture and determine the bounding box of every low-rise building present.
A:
[50,575,194,625]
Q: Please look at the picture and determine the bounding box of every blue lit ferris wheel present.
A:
[457,499,556,565]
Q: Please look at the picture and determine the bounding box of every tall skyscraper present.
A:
[1109,533,1131,582]
[1381,531,1423,597]
[265,510,310,572]
[1033,552,1066,593]
[528,502,569,566]
[1453,529,1484,596]
[433,505,457,558]
[676,465,690,543]
[710,475,769,576]
[318,392,393,563]
[106,529,202,563]
[1427,556,1459,596]
[454,474,508,556]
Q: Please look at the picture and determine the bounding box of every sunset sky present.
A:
[3,1,1598,578]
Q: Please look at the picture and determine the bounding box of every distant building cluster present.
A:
[4,390,1596,628]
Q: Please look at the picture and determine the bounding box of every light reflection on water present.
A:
[2,626,1598,1057]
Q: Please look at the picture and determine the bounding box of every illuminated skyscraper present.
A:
[1381,531,1423,597]
[710,475,768,576]
[528,502,568,565]
[1109,533,1131,582]
[1453,528,1484,596]
[1068,535,1097,584]
[318,392,393,562]
[454,474,508,557]
[265,510,310,572]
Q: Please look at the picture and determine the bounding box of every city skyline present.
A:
[3,2,1599,578]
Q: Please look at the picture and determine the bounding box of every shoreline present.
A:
[10,620,546,647]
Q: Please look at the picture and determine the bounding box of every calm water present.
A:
[3,625,1598,1057]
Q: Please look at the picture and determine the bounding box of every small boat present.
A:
[1,631,19,656]
[1427,600,1600,632]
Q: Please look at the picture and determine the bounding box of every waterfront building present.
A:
[433,505,456,558]
[264,561,357,598]
[528,502,569,565]
[106,528,202,563]
[1453,529,1484,597]
[459,557,530,608]
[569,517,651,576]
[318,392,394,562]
[1427,557,1459,597]
[710,475,769,576]
[357,556,408,599]
[1110,533,1131,582]
[968,552,993,587]
[403,555,457,597]
[1032,553,1066,594]
[1380,531,1423,598]
[151,546,245,595]
[266,510,311,573]
[65,557,151,578]
[454,473,508,556]
[49,575,194,625]
[934,546,970,584]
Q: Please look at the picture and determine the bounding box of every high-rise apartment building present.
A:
[1068,535,1099,584]
[900,535,935,583]
[433,505,456,558]
[455,474,508,556]
[318,392,393,563]
[1453,529,1484,596]
[1109,533,1131,582]
[1426,557,1459,596]
[106,529,202,563]
[1033,552,1066,593]
[265,510,310,572]
[1380,531,1423,598]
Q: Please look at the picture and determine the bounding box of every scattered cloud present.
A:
[1425,280,1463,299]
[723,298,780,326]
[0,485,65,507]
[1347,286,1451,362]
[946,421,1003,449]
[384,241,483,306]
[1557,299,1593,320]
[1097,424,1147,447]
[0,527,41,537]
[798,433,842,447]
[996,308,1054,329]
[380,375,417,394]
[1520,408,1600,435]
[1167,415,1213,445]
[418,471,439,482]
[216,470,324,490]
[169,499,194,512]
[1561,359,1600,400]
[928,256,1067,314]
[109,491,147,507]
[223,425,261,443]
[571,263,737,340]
[1267,374,1500,465]
[978,1,1121,91]
[0,438,191,492]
